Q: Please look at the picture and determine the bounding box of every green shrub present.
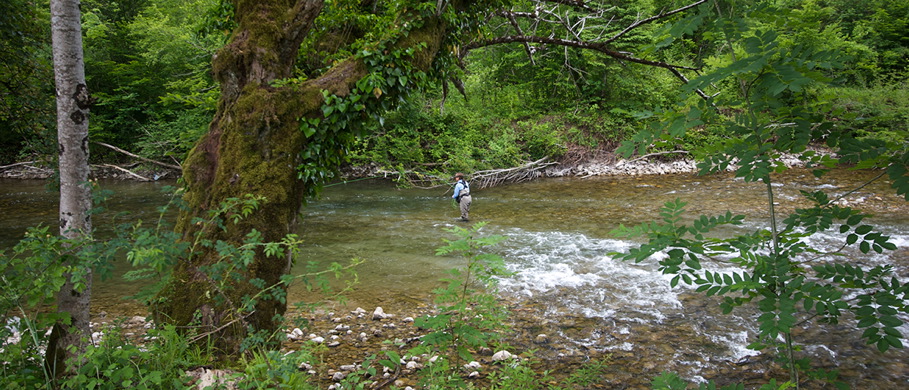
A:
[61,324,208,390]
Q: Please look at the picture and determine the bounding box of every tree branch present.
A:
[465,35,698,72]
[92,141,182,171]
[96,164,153,181]
[605,0,707,44]
[505,11,536,65]
[543,0,595,12]
[0,161,38,170]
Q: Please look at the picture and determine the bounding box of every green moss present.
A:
[396,17,444,71]
[159,0,462,357]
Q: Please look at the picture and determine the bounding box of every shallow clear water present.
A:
[2,169,907,386]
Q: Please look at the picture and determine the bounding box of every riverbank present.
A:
[84,295,789,390]
[0,149,822,182]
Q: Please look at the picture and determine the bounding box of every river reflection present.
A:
[2,169,908,387]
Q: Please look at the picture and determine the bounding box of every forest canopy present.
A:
[0,0,906,175]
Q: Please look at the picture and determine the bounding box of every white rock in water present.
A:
[309,336,325,343]
[372,307,386,320]
[287,328,304,340]
[491,350,515,362]
[339,364,357,372]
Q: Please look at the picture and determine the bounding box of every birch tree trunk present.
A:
[46,0,93,377]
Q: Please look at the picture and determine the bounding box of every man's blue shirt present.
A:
[453,181,468,199]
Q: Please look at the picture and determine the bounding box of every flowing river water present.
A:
[1,168,908,387]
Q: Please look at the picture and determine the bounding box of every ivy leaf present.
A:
[301,125,316,138]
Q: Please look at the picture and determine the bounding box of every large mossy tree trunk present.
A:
[153,0,457,355]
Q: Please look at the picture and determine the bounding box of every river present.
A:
[1,168,907,387]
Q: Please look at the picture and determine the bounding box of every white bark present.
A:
[47,0,93,376]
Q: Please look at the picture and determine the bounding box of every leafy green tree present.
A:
[154,0,513,355]
[0,0,54,163]
[150,0,719,355]
[74,0,222,163]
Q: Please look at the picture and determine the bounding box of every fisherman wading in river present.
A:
[452,173,471,222]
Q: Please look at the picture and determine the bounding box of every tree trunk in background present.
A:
[153,0,455,355]
[46,0,93,377]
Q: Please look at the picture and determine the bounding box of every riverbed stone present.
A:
[492,350,515,362]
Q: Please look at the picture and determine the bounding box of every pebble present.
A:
[287,328,304,340]
[339,364,357,372]
[492,350,515,362]
[373,307,387,320]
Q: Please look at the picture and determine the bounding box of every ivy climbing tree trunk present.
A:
[46,0,93,377]
[153,0,464,355]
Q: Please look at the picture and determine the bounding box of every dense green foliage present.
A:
[1,0,906,171]
[1,0,908,388]
[0,0,54,162]
[613,0,908,388]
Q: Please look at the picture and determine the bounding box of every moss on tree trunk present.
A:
[153,0,459,355]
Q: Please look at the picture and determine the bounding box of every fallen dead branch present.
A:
[0,161,39,170]
[0,161,53,175]
[469,157,558,189]
[391,157,558,191]
[97,164,152,181]
[93,141,182,171]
